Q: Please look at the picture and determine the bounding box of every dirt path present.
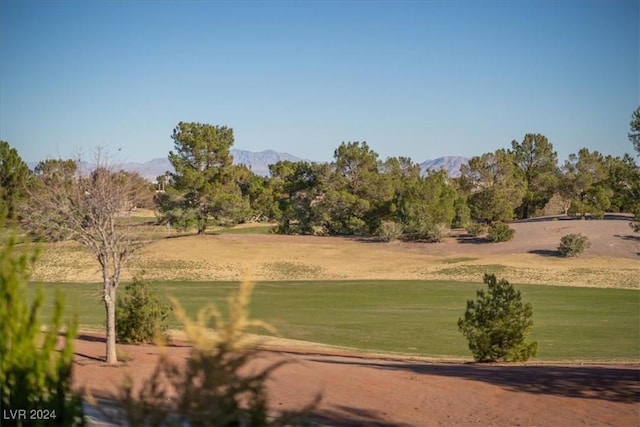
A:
[72,335,640,427]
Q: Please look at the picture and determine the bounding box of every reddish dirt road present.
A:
[72,335,640,427]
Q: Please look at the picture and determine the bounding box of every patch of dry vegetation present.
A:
[29,220,639,289]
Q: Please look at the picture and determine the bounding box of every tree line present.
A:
[2,108,640,240]
[160,119,639,237]
[155,117,639,238]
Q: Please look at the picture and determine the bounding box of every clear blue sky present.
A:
[1,0,638,164]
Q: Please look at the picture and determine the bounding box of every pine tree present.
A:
[458,274,537,362]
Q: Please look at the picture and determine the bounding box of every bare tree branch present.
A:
[21,154,149,364]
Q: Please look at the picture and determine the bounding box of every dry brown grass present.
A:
[29,218,640,288]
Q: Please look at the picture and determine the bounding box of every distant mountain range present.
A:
[419,156,468,177]
[113,149,305,180]
[28,150,468,181]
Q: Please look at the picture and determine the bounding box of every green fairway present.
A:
[29,280,640,361]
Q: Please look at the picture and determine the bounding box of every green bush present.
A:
[558,233,591,257]
[116,275,172,344]
[0,237,84,426]
[458,274,538,362]
[466,222,487,237]
[487,222,515,242]
[377,220,404,242]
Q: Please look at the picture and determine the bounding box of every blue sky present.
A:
[1,1,638,165]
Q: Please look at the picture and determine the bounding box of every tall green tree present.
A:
[460,149,525,223]
[159,122,249,234]
[397,170,456,238]
[236,168,277,222]
[627,107,640,228]
[561,148,612,217]
[269,160,329,234]
[378,156,422,222]
[0,141,30,222]
[604,154,640,213]
[510,133,559,219]
[325,142,390,234]
[629,106,640,155]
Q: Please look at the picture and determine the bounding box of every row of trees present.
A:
[4,117,639,241]
[154,116,639,237]
[460,136,640,223]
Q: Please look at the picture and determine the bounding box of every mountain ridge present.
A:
[27,150,468,181]
[419,156,468,177]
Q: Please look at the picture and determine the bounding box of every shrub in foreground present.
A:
[116,275,172,344]
[0,237,84,426]
[558,233,591,257]
[487,222,515,242]
[109,281,317,426]
[458,274,537,362]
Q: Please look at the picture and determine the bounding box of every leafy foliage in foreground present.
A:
[458,274,537,362]
[110,280,317,426]
[0,237,84,426]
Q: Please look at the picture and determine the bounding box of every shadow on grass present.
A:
[307,358,640,404]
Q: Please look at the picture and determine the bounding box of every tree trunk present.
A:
[197,217,206,235]
[104,283,118,364]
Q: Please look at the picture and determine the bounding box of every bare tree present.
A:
[21,155,148,364]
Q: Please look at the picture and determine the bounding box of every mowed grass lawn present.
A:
[30,280,640,361]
